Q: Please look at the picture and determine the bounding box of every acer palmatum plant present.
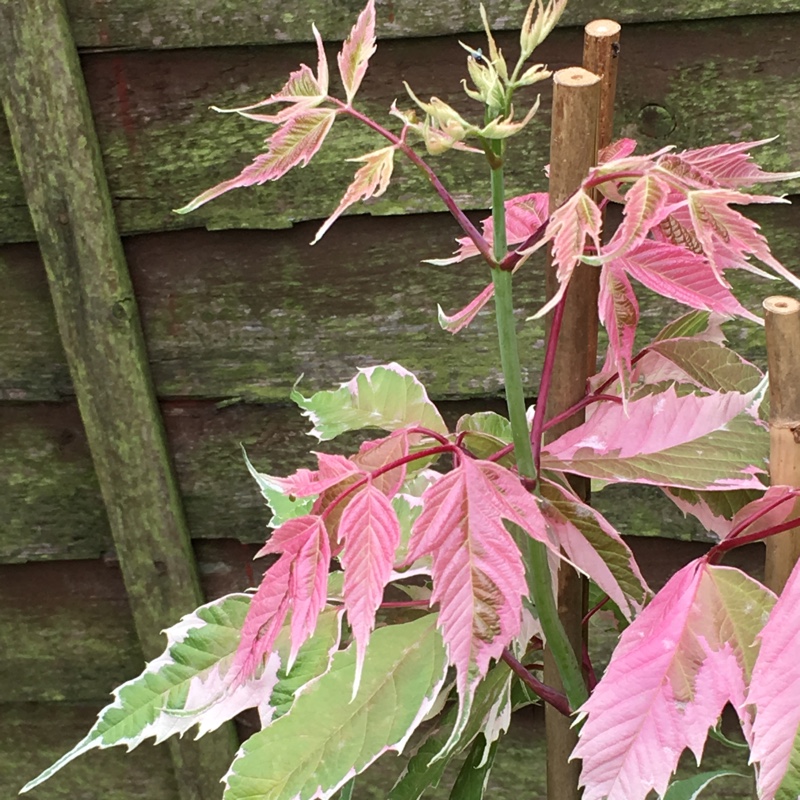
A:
[21,2,800,799]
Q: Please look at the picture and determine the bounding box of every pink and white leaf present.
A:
[576,563,774,800]
[437,283,496,333]
[687,189,800,291]
[598,261,639,402]
[274,452,363,498]
[427,192,549,266]
[617,240,761,323]
[723,484,800,543]
[600,174,673,261]
[598,137,638,165]
[339,481,402,691]
[350,430,409,498]
[748,560,800,800]
[177,108,337,213]
[532,190,602,319]
[337,0,377,104]
[541,479,650,618]
[404,459,556,707]
[664,487,763,538]
[542,382,768,489]
[678,137,800,189]
[313,145,395,243]
[233,515,330,682]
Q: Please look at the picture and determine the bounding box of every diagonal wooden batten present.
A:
[764,295,800,592]
[0,2,238,797]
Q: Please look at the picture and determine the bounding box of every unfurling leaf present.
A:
[337,0,377,105]
[313,145,395,243]
[575,562,775,800]
[223,614,448,800]
[292,363,448,441]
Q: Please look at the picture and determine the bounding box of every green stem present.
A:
[490,156,588,711]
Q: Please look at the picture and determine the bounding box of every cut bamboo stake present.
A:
[543,66,602,800]
[0,2,237,797]
[764,295,800,592]
[584,20,622,152]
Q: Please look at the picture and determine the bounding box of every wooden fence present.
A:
[1,1,798,797]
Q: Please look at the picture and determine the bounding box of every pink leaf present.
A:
[676,137,800,189]
[686,189,800,291]
[600,174,673,260]
[542,384,768,489]
[541,479,649,617]
[598,138,637,164]
[233,515,331,681]
[337,0,377,104]
[339,481,402,689]
[404,459,556,704]
[748,560,800,800]
[616,240,761,322]
[575,562,774,800]
[437,282,496,333]
[276,452,363,498]
[313,145,395,243]
[428,192,549,266]
[533,190,602,319]
[598,262,639,401]
[723,484,800,543]
[178,108,337,212]
[350,430,409,498]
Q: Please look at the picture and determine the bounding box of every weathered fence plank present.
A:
[0,2,237,796]
[2,204,794,405]
[63,0,800,51]
[1,15,800,243]
[1,399,716,566]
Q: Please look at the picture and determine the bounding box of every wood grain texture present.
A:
[0,2,238,794]
[63,0,800,51]
[2,204,795,405]
[0,399,715,567]
[1,15,800,243]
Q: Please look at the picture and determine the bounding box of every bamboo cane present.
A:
[764,295,800,592]
[543,66,602,800]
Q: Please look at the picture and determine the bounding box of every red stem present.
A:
[405,426,452,447]
[582,594,610,626]
[321,444,457,520]
[379,600,432,609]
[727,490,800,542]
[485,393,621,465]
[501,650,571,716]
[529,292,570,478]
[708,515,800,562]
[335,100,496,267]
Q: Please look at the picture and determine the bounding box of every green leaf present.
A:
[648,339,763,393]
[388,663,512,800]
[224,614,448,800]
[448,735,498,800]
[243,447,315,527]
[662,770,747,800]
[455,412,515,463]
[654,310,716,342]
[22,595,253,793]
[291,363,448,441]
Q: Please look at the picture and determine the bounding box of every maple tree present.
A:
[21,1,800,799]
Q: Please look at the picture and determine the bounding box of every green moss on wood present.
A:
[62,0,800,51]
[1,16,800,243]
